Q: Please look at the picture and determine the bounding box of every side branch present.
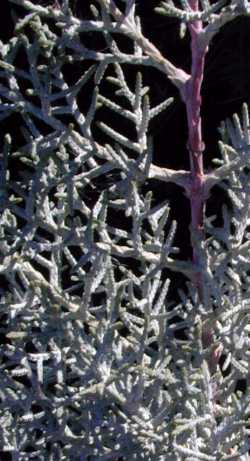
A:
[97,0,190,92]
[149,164,190,190]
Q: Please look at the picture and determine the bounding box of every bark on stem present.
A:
[184,0,208,302]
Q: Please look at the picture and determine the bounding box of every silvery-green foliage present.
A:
[0,0,249,459]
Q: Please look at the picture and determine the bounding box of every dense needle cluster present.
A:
[0,0,250,459]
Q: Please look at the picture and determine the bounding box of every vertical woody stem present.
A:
[184,1,222,386]
[184,0,208,302]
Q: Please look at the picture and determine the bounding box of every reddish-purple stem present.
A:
[184,0,208,301]
[184,2,218,363]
